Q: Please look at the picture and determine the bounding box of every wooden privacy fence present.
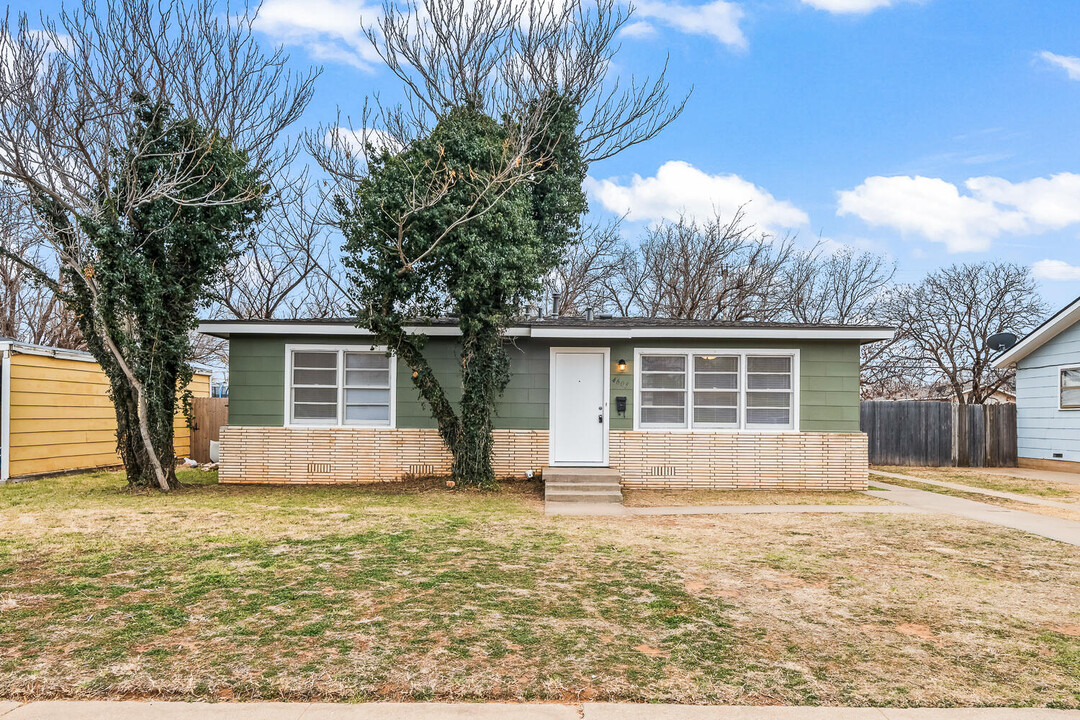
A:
[860,401,1016,467]
[190,397,229,463]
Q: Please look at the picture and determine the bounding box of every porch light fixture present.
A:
[616,358,627,372]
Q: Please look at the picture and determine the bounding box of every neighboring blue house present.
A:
[994,295,1080,471]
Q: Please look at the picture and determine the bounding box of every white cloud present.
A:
[800,0,913,14]
[254,0,382,70]
[967,173,1080,230]
[585,160,809,234]
[632,0,746,49]
[1032,259,1080,282]
[324,127,404,158]
[619,20,658,39]
[1039,51,1080,81]
[837,173,1080,253]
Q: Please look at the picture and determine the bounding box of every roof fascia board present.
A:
[201,322,893,343]
[626,328,894,341]
[529,327,632,338]
[993,297,1080,368]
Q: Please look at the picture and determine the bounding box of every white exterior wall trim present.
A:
[548,346,611,467]
[284,343,397,429]
[1059,363,1080,411]
[632,347,801,433]
[199,321,894,343]
[994,296,1080,368]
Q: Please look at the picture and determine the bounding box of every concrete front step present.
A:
[545,481,621,493]
[543,467,622,485]
[543,467,625,512]
[545,490,624,504]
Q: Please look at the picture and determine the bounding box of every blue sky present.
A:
[14,0,1080,309]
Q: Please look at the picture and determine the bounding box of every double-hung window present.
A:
[287,346,395,427]
[1061,366,1080,410]
[637,350,796,431]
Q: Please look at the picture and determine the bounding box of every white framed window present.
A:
[635,349,798,431]
[1061,365,1080,411]
[285,345,396,427]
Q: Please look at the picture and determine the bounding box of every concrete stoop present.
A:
[543,467,623,513]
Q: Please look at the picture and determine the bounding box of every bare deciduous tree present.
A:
[215,167,348,320]
[784,246,895,324]
[0,195,83,347]
[873,262,1047,404]
[545,220,622,315]
[308,0,687,283]
[581,210,798,321]
[0,0,316,489]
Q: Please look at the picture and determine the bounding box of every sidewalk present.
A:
[866,481,1080,546]
[1,701,1079,719]
[546,504,924,516]
[978,467,1080,487]
[871,470,1080,510]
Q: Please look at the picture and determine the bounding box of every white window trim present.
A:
[633,348,800,433]
[1059,364,1080,411]
[284,344,397,428]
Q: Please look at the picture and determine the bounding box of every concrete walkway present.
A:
[1,702,1078,719]
[545,503,925,517]
[977,467,1080,487]
[871,470,1080,510]
[866,481,1080,546]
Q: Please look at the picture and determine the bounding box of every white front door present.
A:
[550,349,608,466]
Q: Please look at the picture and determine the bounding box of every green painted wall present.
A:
[227,334,863,432]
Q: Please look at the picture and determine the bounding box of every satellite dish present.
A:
[986,332,1019,352]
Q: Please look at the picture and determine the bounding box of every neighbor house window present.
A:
[287,346,394,427]
[636,350,796,431]
[1062,366,1080,410]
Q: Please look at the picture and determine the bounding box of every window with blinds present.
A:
[1061,367,1080,410]
[745,355,793,428]
[637,350,796,430]
[693,355,739,427]
[288,347,394,427]
[639,354,686,426]
[344,352,392,425]
[290,351,339,423]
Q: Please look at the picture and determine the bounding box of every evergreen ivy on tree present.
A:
[318,0,683,488]
[338,102,586,487]
[0,0,314,491]
[32,100,265,490]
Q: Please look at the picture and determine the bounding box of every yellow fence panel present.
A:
[7,352,210,478]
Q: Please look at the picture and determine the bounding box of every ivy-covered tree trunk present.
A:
[12,99,265,491]
[341,103,586,489]
[451,326,511,487]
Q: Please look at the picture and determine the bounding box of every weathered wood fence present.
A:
[190,397,229,464]
[860,401,1016,467]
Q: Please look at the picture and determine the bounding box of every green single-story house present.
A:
[198,317,893,489]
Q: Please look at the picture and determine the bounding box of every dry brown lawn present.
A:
[0,470,1077,707]
[874,466,1080,501]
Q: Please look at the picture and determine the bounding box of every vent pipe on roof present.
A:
[551,293,561,316]
[585,307,594,321]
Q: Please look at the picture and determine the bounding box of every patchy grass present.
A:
[870,474,1080,523]
[874,466,1080,501]
[623,489,894,508]
[0,470,1078,707]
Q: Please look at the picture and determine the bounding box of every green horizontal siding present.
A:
[226,333,863,433]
